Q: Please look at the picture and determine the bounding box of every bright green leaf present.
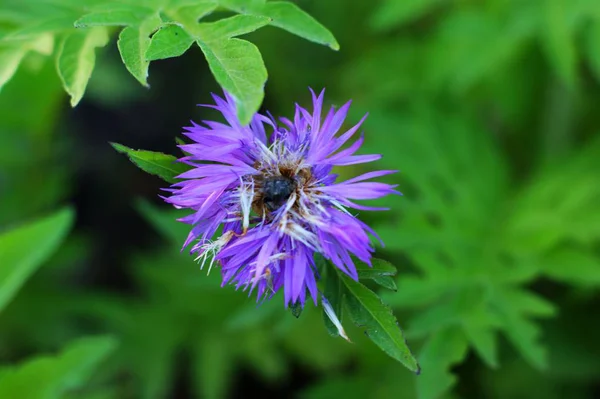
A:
[417,326,469,399]
[338,270,419,373]
[74,6,153,28]
[258,2,338,50]
[56,27,109,107]
[463,322,498,369]
[197,38,267,125]
[110,142,190,183]
[192,332,233,399]
[542,0,577,87]
[0,207,74,313]
[370,0,443,31]
[170,2,218,22]
[118,13,163,85]
[543,248,600,286]
[585,20,600,83]
[0,335,117,398]
[219,0,338,49]
[3,15,78,39]
[146,25,194,61]
[197,15,271,41]
[0,47,26,92]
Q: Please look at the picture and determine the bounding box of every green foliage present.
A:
[56,27,109,106]
[0,336,117,398]
[2,0,600,398]
[61,201,353,399]
[324,260,419,373]
[111,142,191,183]
[0,0,338,124]
[0,208,74,313]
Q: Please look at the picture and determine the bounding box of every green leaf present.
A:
[355,258,398,290]
[118,13,163,85]
[355,258,396,278]
[3,15,77,39]
[542,0,577,87]
[197,38,267,125]
[74,6,153,28]
[0,208,74,313]
[370,0,443,31]
[0,335,117,398]
[585,20,600,84]
[463,322,498,369]
[0,47,26,92]
[417,326,469,399]
[171,2,218,22]
[337,270,419,373]
[110,142,190,183]
[218,0,338,50]
[197,15,271,41]
[257,2,339,50]
[192,332,234,399]
[0,33,55,91]
[371,275,397,291]
[492,288,551,370]
[56,27,109,106]
[146,24,194,61]
[543,248,600,286]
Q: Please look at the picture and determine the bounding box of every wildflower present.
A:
[165,89,399,308]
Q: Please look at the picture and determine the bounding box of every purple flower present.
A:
[165,89,399,308]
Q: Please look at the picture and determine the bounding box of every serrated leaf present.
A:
[463,322,498,369]
[197,14,271,41]
[197,38,267,125]
[56,27,109,107]
[0,208,74,313]
[146,24,194,61]
[0,335,117,398]
[417,326,469,399]
[493,288,550,370]
[118,13,162,85]
[111,142,190,183]
[338,270,419,373]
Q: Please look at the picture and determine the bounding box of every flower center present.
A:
[262,176,296,211]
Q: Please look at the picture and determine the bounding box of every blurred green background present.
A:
[1,0,600,398]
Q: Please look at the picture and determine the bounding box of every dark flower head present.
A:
[165,89,399,309]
